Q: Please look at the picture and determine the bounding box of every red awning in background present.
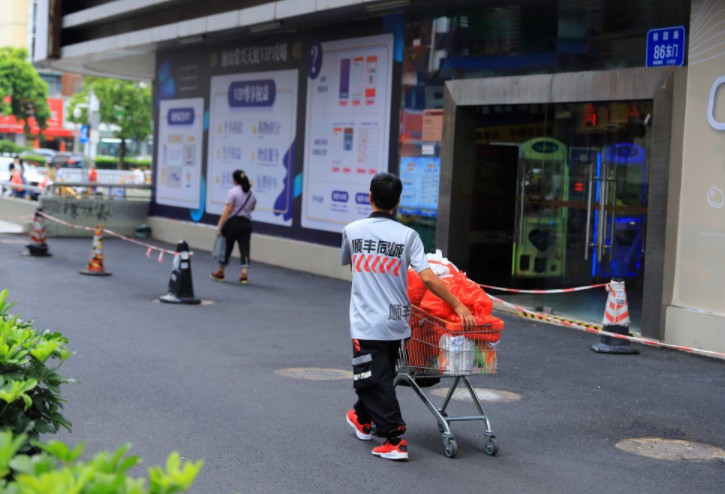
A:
[0,98,75,138]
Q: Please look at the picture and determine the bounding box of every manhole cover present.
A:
[430,387,521,402]
[275,368,352,381]
[616,438,725,462]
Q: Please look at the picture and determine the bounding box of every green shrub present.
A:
[18,154,46,165]
[0,431,203,493]
[93,155,118,169]
[0,140,30,155]
[126,157,151,168]
[0,290,73,451]
[93,156,152,170]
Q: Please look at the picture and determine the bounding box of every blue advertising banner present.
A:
[646,26,685,67]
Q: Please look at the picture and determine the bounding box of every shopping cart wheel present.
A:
[484,438,499,456]
[443,438,458,458]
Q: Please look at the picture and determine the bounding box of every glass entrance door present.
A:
[468,100,653,331]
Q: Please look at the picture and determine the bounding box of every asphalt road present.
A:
[0,232,723,493]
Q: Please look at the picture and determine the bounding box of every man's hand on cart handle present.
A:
[453,303,476,329]
[418,268,476,329]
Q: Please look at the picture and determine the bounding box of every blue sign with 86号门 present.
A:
[646,26,685,67]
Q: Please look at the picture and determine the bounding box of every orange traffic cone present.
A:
[80,224,111,276]
[25,209,51,257]
[591,279,638,354]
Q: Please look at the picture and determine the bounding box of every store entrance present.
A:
[466,101,652,331]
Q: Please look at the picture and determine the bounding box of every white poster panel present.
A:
[206,69,298,226]
[156,98,204,209]
[302,34,393,233]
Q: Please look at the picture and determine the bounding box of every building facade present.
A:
[36,0,725,355]
[1,0,80,149]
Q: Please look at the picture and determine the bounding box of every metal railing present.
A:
[1,181,152,200]
[48,182,152,200]
[0,181,47,196]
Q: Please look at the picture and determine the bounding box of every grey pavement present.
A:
[0,231,723,493]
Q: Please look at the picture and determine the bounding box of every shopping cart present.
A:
[395,306,502,458]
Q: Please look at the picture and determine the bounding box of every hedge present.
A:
[0,140,30,155]
[94,156,152,169]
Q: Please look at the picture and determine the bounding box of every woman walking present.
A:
[211,170,256,284]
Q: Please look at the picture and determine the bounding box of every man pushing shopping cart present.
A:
[340,172,476,461]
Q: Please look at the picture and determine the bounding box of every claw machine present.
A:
[589,143,647,279]
[512,138,568,278]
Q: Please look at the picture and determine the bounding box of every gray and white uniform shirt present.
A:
[340,212,430,341]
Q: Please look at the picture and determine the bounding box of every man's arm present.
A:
[418,268,476,328]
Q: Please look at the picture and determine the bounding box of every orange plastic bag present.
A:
[407,268,427,306]
[418,275,458,321]
[455,275,493,322]
[419,271,494,325]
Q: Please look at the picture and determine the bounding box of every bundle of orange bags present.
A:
[408,260,504,333]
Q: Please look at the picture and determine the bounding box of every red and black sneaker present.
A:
[346,410,372,441]
[372,439,409,461]
[210,269,225,281]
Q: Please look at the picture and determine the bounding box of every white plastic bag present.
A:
[212,236,227,264]
[426,249,460,278]
[439,334,475,375]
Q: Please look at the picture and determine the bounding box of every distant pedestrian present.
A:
[131,164,145,184]
[210,170,256,284]
[10,157,26,199]
[2,163,15,197]
[340,172,475,461]
[88,164,98,195]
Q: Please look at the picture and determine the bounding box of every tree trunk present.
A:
[118,139,126,170]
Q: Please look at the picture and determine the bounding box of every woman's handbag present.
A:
[212,235,227,264]
[220,191,253,236]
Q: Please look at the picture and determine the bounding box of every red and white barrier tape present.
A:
[490,294,725,359]
[36,211,181,259]
[479,282,608,294]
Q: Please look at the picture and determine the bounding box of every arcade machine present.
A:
[512,138,568,278]
[592,143,647,279]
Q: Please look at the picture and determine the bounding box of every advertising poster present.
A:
[399,157,441,217]
[302,34,393,232]
[206,69,298,226]
[156,98,204,209]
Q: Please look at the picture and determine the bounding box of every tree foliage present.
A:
[0,47,50,135]
[69,77,151,169]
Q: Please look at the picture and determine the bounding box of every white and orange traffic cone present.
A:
[25,209,51,257]
[591,279,639,354]
[80,224,111,276]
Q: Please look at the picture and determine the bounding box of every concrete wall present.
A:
[0,197,38,233]
[39,197,150,237]
[147,216,352,282]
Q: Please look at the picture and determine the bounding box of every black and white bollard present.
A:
[159,240,201,305]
